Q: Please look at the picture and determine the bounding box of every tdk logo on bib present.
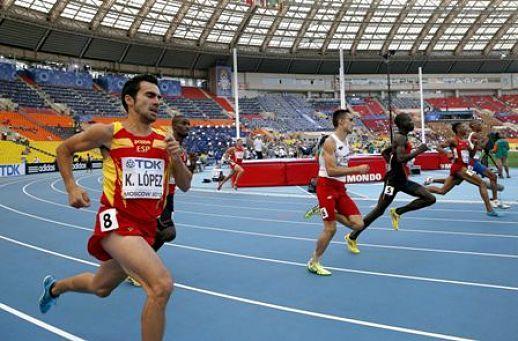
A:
[125,159,162,170]
[125,159,136,168]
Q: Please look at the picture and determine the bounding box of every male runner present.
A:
[127,115,192,286]
[467,121,505,207]
[424,122,507,208]
[346,113,436,253]
[307,109,369,276]
[217,138,245,190]
[38,75,191,340]
[426,122,499,216]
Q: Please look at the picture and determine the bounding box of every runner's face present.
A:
[133,81,161,123]
[400,115,414,132]
[236,140,243,148]
[456,123,468,137]
[173,118,191,138]
[471,123,482,132]
[340,115,354,134]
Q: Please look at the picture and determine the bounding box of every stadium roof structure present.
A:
[0,0,517,74]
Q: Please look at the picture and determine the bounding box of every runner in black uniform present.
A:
[346,113,436,253]
[155,115,191,251]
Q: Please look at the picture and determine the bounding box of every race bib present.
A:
[461,150,470,163]
[320,207,329,219]
[235,151,245,159]
[122,157,165,199]
[384,185,395,196]
[99,208,119,232]
[466,169,475,176]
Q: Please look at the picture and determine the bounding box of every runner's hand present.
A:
[68,186,90,208]
[356,164,370,174]
[165,135,180,157]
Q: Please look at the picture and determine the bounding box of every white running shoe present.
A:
[424,177,433,186]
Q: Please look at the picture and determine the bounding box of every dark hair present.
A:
[332,109,350,128]
[394,113,410,129]
[172,114,187,125]
[317,134,329,150]
[452,122,462,134]
[121,74,159,112]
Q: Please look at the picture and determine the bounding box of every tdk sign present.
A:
[132,159,162,170]
[0,164,24,177]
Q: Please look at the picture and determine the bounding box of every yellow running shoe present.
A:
[307,261,332,276]
[345,234,360,254]
[126,276,141,287]
[304,205,320,220]
[390,208,400,231]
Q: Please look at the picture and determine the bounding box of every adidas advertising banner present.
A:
[25,161,102,175]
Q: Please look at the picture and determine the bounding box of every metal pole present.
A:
[339,48,345,109]
[385,56,393,144]
[418,67,426,144]
[232,48,240,139]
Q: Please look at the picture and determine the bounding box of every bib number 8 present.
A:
[99,208,119,232]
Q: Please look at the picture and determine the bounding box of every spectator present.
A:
[253,135,264,159]
[493,132,511,178]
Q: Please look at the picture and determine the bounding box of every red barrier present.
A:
[285,160,319,186]
[239,161,286,187]
[238,152,448,187]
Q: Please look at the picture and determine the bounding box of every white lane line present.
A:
[171,243,518,292]
[0,234,475,341]
[188,187,518,205]
[22,180,518,258]
[0,303,86,341]
[178,223,518,259]
[1,200,517,292]
[41,179,518,238]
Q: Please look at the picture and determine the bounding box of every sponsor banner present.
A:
[345,172,383,183]
[25,161,102,174]
[0,163,26,177]
[26,163,57,174]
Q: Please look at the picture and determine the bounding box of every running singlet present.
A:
[450,136,470,175]
[386,136,412,183]
[318,133,350,183]
[452,137,470,166]
[168,149,188,195]
[230,146,245,165]
[467,132,482,161]
[99,122,171,221]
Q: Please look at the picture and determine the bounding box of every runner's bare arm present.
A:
[166,135,192,192]
[394,134,428,163]
[56,123,113,207]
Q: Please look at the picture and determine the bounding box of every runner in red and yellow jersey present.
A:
[217,138,245,190]
[126,115,192,287]
[38,75,191,341]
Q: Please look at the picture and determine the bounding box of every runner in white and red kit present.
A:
[307,109,370,276]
